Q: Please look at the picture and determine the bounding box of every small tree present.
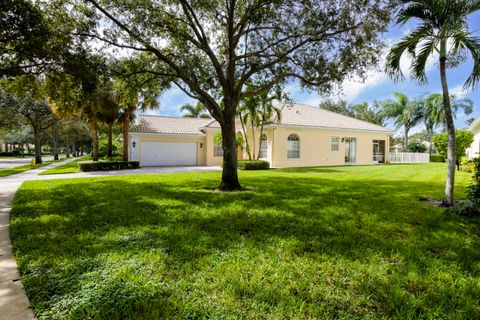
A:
[433,129,474,170]
[181,102,211,118]
[382,93,423,151]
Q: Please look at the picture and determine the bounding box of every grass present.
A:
[39,156,91,175]
[10,164,480,319]
[0,157,67,177]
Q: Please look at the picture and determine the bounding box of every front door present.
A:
[345,138,356,164]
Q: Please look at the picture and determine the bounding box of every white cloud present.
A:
[450,84,469,99]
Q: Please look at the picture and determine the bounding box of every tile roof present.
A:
[130,115,213,135]
[131,104,392,135]
[270,103,391,132]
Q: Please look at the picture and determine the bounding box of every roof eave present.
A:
[129,131,206,138]
[263,123,393,134]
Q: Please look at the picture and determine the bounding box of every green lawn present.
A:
[0,158,66,177]
[39,156,91,175]
[10,164,480,319]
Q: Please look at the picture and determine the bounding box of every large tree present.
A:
[386,0,480,205]
[76,0,391,190]
[0,76,58,163]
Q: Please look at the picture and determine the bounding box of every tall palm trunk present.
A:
[403,126,409,151]
[107,121,113,158]
[250,119,256,159]
[89,113,99,161]
[239,113,252,160]
[122,108,133,161]
[439,39,456,206]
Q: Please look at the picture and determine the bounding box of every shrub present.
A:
[429,154,444,162]
[450,158,480,217]
[78,161,140,172]
[237,160,270,170]
[460,158,475,173]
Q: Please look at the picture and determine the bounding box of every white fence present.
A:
[388,152,429,163]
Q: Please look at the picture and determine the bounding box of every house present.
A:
[129,103,393,167]
[466,115,480,159]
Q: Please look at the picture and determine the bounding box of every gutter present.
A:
[129,132,206,138]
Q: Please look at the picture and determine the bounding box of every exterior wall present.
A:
[205,129,223,166]
[467,131,480,159]
[264,126,391,168]
[129,133,207,166]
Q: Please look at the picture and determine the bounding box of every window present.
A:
[259,134,268,159]
[331,137,339,151]
[214,142,223,157]
[287,134,300,159]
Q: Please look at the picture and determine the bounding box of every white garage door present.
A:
[140,141,197,166]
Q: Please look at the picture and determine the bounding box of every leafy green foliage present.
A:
[407,141,427,153]
[180,102,210,118]
[432,129,474,165]
[10,165,479,319]
[78,161,139,172]
[319,100,387,126]
[237,160,270,170]
[429,154,445,163]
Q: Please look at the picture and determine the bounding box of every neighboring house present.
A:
[129,103,393,167]
[466,115,480,159]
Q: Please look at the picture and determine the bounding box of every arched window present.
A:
[287,134,300,159]
[259,134,268,159]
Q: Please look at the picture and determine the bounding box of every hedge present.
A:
[237,160,270,170]
[78,161,140,172]
[429,154,445,163]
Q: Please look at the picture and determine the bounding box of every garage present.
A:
[140,141,197,166]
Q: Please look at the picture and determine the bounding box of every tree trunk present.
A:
[122,109,133,161]
[403,126,409,152]
[239,113,252,160]
[219,113,241,191]
[250,119,256,159]
[439,40,456,206]
[257,123,265,160]
[89,113,99,161]
[107,121,113,158]
[33,126,42,164]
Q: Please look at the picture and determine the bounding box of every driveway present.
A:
[0,156,56,169]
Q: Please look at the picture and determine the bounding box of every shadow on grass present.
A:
[9,169,480,319]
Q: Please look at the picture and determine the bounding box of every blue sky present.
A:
[153,12,480,136]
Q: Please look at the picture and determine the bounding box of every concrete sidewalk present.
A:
[0,157,78,320]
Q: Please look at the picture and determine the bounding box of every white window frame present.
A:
[331,137,339,152]
[287,134,300,159]
[259,134,268,159]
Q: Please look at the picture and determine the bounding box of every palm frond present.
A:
[411,37,437,83]
[385,25,431,81]
[462,36,480,89]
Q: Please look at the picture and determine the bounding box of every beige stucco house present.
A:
[466,115,480,159]
[129,103,393,167]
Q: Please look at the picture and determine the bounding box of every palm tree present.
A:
[423,93,443,155]
[383,93,423,151]
[386,0,480,206]
[238,88,282,160]
[422,93,473,155]
[112,77,161,161]
[180,102,211,118]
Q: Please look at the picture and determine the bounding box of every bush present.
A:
[237,160,270,170]
[430,154,444,162]
[460,158,475,173]
[450,158,480,217]
[78,161,140,172]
